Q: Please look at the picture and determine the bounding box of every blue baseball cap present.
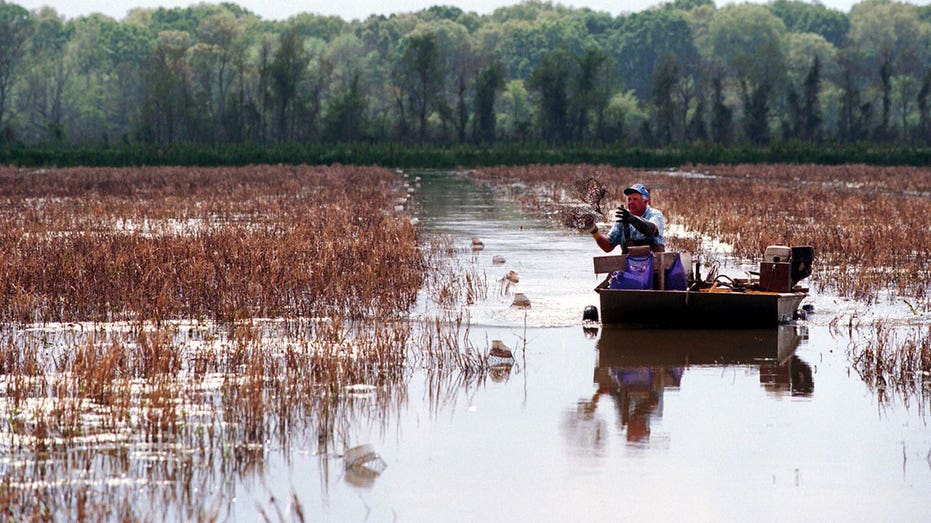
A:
[623,183,650,200]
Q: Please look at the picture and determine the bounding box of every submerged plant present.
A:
[848,322,931,410]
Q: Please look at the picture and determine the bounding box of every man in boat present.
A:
[581,183,665,253]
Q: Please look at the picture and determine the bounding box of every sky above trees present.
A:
[10,0,905,22]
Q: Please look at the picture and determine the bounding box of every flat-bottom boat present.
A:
[592,245,813,329]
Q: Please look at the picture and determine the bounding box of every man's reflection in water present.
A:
[618,368,679,441]
[570,327,815,449]
[581,357,813,445]
[588,367,682,443]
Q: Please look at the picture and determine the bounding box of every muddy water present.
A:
[258,171,929,521]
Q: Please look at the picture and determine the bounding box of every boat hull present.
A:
[595,326,803,365]
[595,284,806,328]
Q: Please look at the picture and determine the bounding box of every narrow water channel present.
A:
[261,170,930,522]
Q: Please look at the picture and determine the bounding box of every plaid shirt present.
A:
[606,205,665,247]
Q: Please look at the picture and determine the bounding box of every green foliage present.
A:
[474,62,504,144]
[396,29,441,143]
[287,13,349,42]
[490,1,569,23]
[3,142,930,169]
[569,47,610,142]
[323,73,367,142]
[768,0,850,47]
[528,51,571,144]
[711,4,787,93]
[664,0,715,12]
[143,4,234,34]
[650,54,680,145]
[802,55,823,141]
[421,5,466,22]
[492,14,592,82]
[612,8,698,97]
[711,75,733,146]
[0,1,32,137]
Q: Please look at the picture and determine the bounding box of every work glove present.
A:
[616,207,656,237]
[629,214,657,237]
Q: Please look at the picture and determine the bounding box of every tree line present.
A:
[0,0,929,152]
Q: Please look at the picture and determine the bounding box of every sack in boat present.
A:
[608,253,654,290]
[664,253,688,291]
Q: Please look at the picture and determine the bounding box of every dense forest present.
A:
[0,0,930,156]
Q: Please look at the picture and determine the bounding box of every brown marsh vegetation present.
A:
[840,320,931,410]
[0,165,490,520]
[0,164,424,324]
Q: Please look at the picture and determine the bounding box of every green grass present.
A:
[2,141,930,168]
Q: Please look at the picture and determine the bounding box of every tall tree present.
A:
[192,9,244,143]
[676,71,699,144]
[612,7,699,98]
[877,58,892,141]
[473,61,504,144]
[781,31,835,141]
[396,29,440,143]
[847,0,931,141]
[142,30,194,144]
[253,35,275,143]
[768,0,849,47]
[651,53,680,145]
[917,70,930,144]
[322,33,371,143]
[293,38,326,142]
[801,55,822,141]
[0,2,32,141]
[269,27,310,143]
[838,49,865,142]
[23,7,72,142]
[745,82,772,145]
[323,72,366,142]
[687,94,708,142]
[710,74,732,145]
[498,79,532,142]
[570,47,609,142]
[783,85,802,140]
[428,19,476,143]
[66,14,150,145]
[528,50,570,144]
[710,4,786,144]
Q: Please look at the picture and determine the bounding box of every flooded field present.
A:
[1,168,929,521]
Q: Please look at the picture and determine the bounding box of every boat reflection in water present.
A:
[581,326,813,444]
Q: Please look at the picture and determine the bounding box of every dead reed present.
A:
[848,322,931,410]
[0,313,433,519]
[0,165,424,325]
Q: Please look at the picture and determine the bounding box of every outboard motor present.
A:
[760,244,814,292]
[790,246,814,286]
[582,305,599,322]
